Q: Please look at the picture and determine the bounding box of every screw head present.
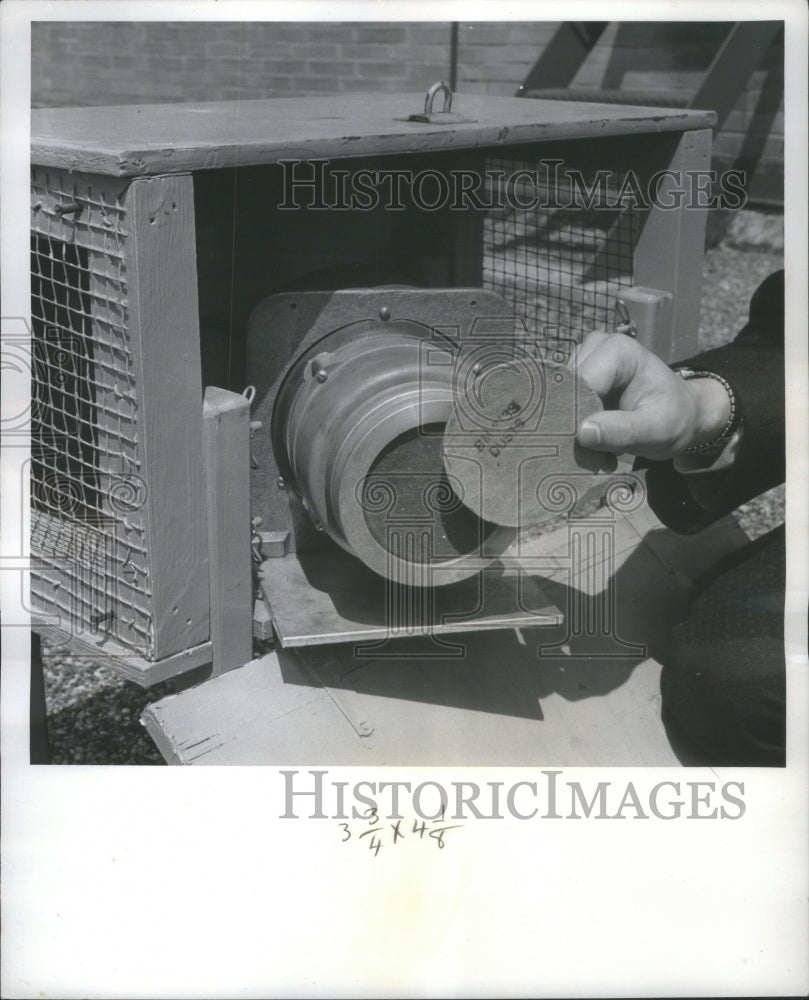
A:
[379,306,391,321]
[315,369,328,383]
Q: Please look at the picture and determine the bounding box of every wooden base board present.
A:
[142,506,752,766]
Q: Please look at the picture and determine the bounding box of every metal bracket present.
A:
[614,298,637,338]
[408,81,472,125]
[295,647,375,738]
[613,287,673,354]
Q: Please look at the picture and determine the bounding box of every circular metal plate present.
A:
[442,360,614,527]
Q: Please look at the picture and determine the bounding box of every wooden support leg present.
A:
[633,128,712,363]
[203,387,253,676]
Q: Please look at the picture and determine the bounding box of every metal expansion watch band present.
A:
[675,367,740,454]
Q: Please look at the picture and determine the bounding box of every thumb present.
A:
[577,409,658,454]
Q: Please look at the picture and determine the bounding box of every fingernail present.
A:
[579,420,601,448]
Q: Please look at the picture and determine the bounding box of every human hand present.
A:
[572,332,732,460]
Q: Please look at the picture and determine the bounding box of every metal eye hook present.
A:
[424,80,453,116]
[408,81,469,124]
[614,298,637,338]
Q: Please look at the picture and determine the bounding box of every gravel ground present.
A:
[39,653,174,765]
[39,211,785,765]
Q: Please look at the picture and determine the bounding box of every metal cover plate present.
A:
[259,552,562,647]
[443,360,613,527]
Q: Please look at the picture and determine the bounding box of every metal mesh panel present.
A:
[30,167,154,655]
[482,157,639,342]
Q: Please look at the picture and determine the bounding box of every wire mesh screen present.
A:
[30,167,154,656]
[482,157,640,343]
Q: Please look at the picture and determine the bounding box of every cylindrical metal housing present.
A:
[272,319,515,585]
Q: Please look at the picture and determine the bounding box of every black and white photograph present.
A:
[2,2,807,997]
[21,14,794,767]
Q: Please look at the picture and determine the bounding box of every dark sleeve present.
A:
[639,270,785,534]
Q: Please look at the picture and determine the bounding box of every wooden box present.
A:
[29,92,714,683]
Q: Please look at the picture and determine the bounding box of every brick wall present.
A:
[31,20,783,203]
[455,22,558,94]
[31,22,455,105]
[567,22,783,205]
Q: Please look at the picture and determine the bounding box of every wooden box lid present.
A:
[31,93,715,176]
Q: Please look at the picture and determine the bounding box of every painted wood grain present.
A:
[34,622,213,687]
[141,643,680,766]
[633,128,712,363]
[31,94,716,177]
[203,387,253,675]
[124,173,210,658]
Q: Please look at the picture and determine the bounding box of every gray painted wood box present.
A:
[29,92,714,684]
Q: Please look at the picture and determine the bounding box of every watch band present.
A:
[675,367,740,454]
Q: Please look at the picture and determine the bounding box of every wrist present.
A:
[689,377,732,445]
[676,368,736,453]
